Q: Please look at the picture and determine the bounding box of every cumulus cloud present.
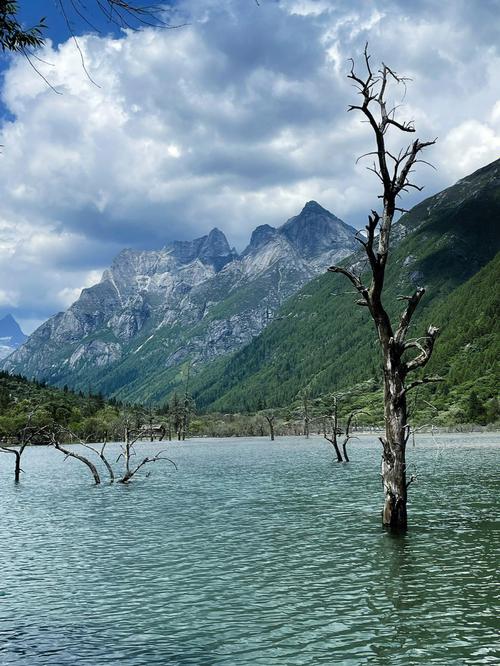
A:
[0,0,499,330]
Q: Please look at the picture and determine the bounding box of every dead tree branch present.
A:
[51,432,101,485]
[118,451,177,484]
[342,410,368,462]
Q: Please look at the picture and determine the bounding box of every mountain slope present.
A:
[188,159,500,416]
[4,202,356,402]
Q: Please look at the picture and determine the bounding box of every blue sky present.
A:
[1,0,499,333]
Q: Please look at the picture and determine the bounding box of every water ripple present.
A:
[0,434,498,665]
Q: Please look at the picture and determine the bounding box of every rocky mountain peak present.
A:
[280,200,355,260]
[166,228,235,271]
[0,314,27,360]
[301,200,330,214]
[244,224,279,254]
[198,228,237,270]
[0,314,26,344]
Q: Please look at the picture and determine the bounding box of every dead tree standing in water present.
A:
[51,430,102,485]
[302,390,310,439]
[119,425,177,484]
[323,398,365,463]
[341,411,366,463]
[329,47,441,530]
[323,397,343,462]
[264,413,276,441]
[0,417,50,483]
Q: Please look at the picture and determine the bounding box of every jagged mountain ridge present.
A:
[0,314,27,360]
[187,158,500,417]
[4,202,357,400]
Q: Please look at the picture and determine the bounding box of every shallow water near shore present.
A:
[0,433,498,665]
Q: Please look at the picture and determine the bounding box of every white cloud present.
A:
[440,118,500,180]
[0,0,499,327]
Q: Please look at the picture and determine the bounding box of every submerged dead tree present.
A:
[323,397,343,462]
[329,47,441,530]
[263,413,276,441]
[119,425,177,484]
[341,411,365,463]
[49,424,175,485]
[323,398,364,463]
[51,430,102,485]
[0,417,51,483]
[302,390,311,439]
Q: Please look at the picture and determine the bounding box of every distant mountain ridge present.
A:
[0,315,27,360]
[3,201,357,401]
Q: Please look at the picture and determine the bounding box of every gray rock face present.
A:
[280,201,355,267]
[3,203,357,401]
[0,314,27,360]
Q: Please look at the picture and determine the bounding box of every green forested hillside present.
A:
[188,160,500,423]
[420,253,499,424]
[0,372,124,441]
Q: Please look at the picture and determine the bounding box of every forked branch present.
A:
[119,451,178,484]
[404,325,440,374]
[394,287,426,345]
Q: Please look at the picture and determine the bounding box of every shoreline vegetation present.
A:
[1,370,499,447]
[2,425,499,447]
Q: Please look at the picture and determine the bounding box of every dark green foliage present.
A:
[0,371,125,442]
[417,252,500,425]
[0,1,46,53]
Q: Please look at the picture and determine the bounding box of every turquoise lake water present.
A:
[0,434,498,665]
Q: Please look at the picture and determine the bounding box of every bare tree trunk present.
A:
[99,443,115,483]
[124,426,131,476]
[0,422,49,482]
[328,48,440,530]
[341,441,350,463]
[81,440,115,483]
[14,449,21,482]
[324,430,342,462]
[323,398,343,462]
[380,360,408,529]
[303,392,310,439]
[342,409,366,462]
[0,447,22,482]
